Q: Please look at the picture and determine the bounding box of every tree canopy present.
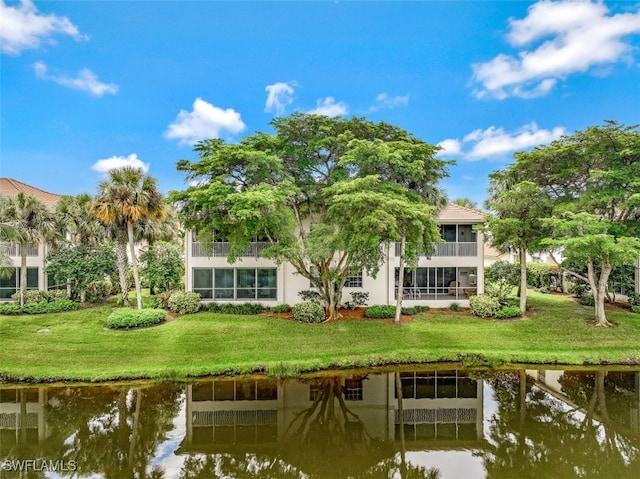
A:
[171,113,451,320]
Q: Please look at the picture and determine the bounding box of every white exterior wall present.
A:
[185,204,486,308]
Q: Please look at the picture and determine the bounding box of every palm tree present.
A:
[57,193,106,247]
[0,221,20,277]
[452,197,479,210]
[0,194,55,305]
[92,167,166,310]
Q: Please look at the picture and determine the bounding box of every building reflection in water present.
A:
[1,369,639,478]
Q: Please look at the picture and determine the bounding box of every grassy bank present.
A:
[1,291,639,383]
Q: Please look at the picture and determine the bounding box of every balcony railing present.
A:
[395,242,478,257]
[192,241,271,258]
[3,242,40,257]
[395,286,477,301]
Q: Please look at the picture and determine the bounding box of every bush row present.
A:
[205,302,268,315]
[0,300,79,315]
[11,289,68,304]
[106,308,167,329]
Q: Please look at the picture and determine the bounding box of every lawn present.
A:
[1,291,639,383]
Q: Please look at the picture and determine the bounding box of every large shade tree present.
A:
[498,121,640,325]
[92,167,166,310]
[0,193,55,306]
[171,113,450,320]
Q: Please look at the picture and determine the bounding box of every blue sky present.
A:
[2,0,640,206]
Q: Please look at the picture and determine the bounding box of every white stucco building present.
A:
[185,203,486,308]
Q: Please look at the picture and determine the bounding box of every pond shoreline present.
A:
[2,291,640,385]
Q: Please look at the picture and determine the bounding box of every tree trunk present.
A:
[519,248,527,314]
[395,372,407,479]
[128,222,143,310]
[587,260,613,326]
[19,241,27,306]
[395,236,406,325]
[325,283,341,321]
[115,240,130,307]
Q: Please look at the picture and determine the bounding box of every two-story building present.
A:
[185,203,485,308]
[0,178,63,300]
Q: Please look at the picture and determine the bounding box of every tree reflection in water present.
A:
[480,370,640,479]
[44,384,181,479]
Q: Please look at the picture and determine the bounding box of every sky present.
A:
[1,0,640,207]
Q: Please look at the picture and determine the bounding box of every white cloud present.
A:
[471,0,640,99]
[33,61,118,96]
[1,0,87,55]
[164,98,246,146]
[437,139,462,156]
[438,123,566,161]
[91,154,149,174]
[368,93,410,112]
[307,97,349,116]
[265,81,296,116]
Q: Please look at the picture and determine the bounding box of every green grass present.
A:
[1,291,639,383]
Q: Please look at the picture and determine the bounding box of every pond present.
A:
[1,367,639,478]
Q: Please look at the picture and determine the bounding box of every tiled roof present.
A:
[0,178,64,210]
[436,203,486,222]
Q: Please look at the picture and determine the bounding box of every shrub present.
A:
[270,304,291,313]
[485,280,514,305]
[48,289,68,301]
[106,308,166,329]
[578,295,595,307]
[526,263,557,289]
[469,294,501,318]
[86,279,112,302]
[298,290,322,303]
[631,305,640,314]
[205,303,266,315]
[568,283,588,298]
[364,305,396,319]
[484,261,520,287]
[142,296,158,309]
[0,300,79,315]
[495,306,522,319]
[344,291,369,310]
[401,305,430,315]
[11,290,50,304]
[292,301,325,323]
[627,292,640,306]
[449,302,462,312]
[167,291,201,314]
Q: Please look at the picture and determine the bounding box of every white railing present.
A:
[192,241,271,258]
[395,242,478,257]
[395,286,477,301]
[3,242,39,257]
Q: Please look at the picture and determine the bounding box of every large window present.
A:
[193,268,277,301]
[344,271,363,288]
[394,267,477,299]
[439,224,477,243]
[0,268,38,299]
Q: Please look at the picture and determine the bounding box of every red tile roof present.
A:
[437,203,486,222]
[0,178,64,210]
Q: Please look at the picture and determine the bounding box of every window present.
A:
[0,268,38,299]
[194,268,213,299]
[344,271,363,288]
[193,268,277,301]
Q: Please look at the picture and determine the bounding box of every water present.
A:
[1,368,639,478]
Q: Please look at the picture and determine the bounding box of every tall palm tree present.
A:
[57,193,106,247]
[0,194,55,305]
[92,167,166,309]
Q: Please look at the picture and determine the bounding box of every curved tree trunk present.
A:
[587,260,613,326]
[128,222,143,310]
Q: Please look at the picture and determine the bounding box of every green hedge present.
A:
[495,306,523,319]
[0,300,79,315]
[106,308,167,329]
[205,302,267,315]
[364,305,396,319]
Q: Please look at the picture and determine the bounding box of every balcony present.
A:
[192,241,271,258]
[3,242,40,257]
[395,242,478,257]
